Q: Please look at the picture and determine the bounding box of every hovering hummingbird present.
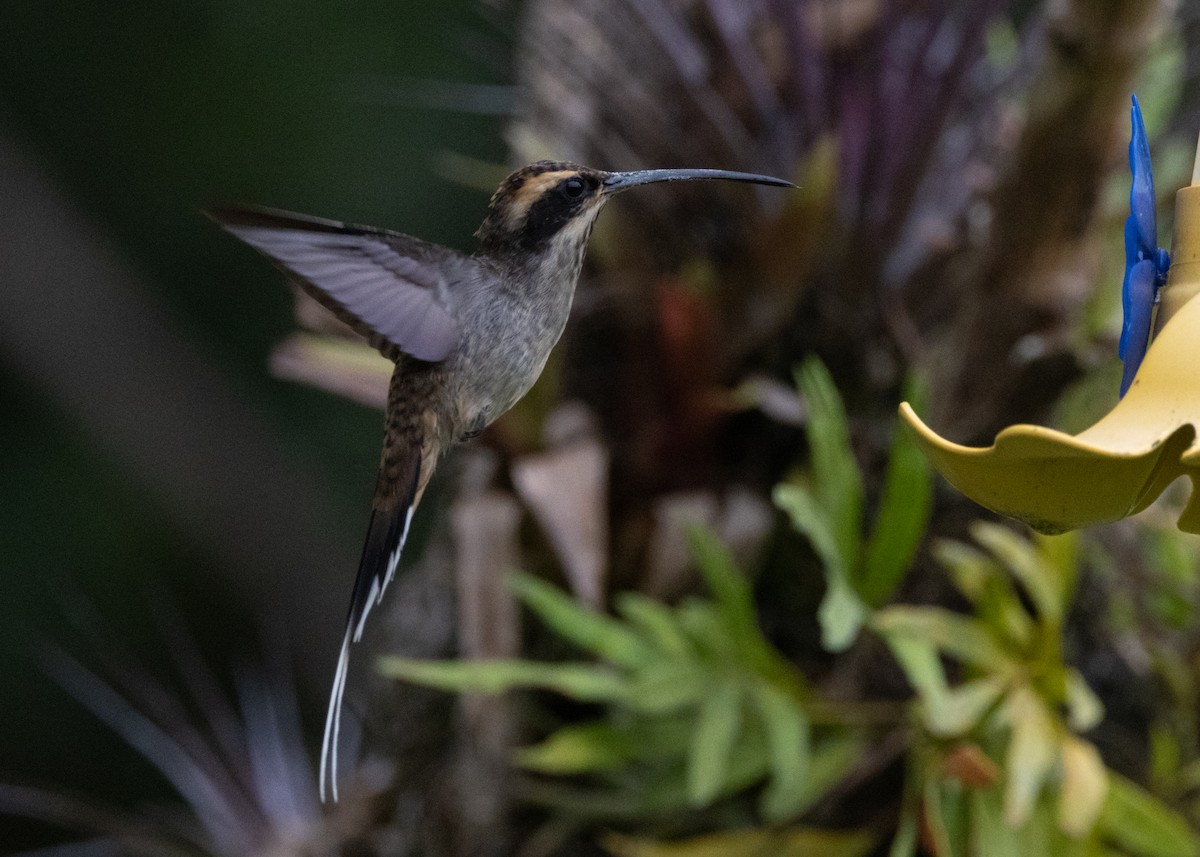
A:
[208,161,793,801]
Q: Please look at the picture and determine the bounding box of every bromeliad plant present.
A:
[774,358,933,652]
[875,524,1198,857]
[380,363,1200,855]
[381,528,864,829]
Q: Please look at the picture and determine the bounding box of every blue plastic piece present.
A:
[1119,95,1171,397]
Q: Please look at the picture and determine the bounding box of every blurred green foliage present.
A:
[386,362,1200,856]
[775,358,932,651]
[383,529,865,828]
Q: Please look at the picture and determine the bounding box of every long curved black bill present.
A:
[602,168,794,193]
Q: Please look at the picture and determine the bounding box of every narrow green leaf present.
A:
[1065,669,1105,733]
[923,775,960,857]
[774,484,845,573]
[990,595,1037,655]
[623,660,708,714]
[674,600,737,664]
[379,656,627,702]
[819,577,869,653]
[879,632,949,706]
[686,681,744,806]
[1058,736,1108,839]
[934,537,1036,651]
[971,523,1062,623]
[615,592,692,657]
[860,405,932,606]
[804,733,870,808]
[604,826,877,857]
[639,729,772,814]
[1102,774,1200,857]
[686,526,758,640]
[510,574,650,669]
[515,722,637,774]
[926,675,1009,737]
[1003,687,1058,825]
[873,606,1014,671]
[775,484,867,651]
[1037,531,1081,614]
[890,750,924,857]
[754,684,812,821]
[889,809,919,857]
[795,357,864,571]
[933,539,993,604]
[970,786,1021,857]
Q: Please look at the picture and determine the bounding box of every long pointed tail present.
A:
[319,460,420,803]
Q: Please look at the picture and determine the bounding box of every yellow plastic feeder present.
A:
[901,126,1200,535]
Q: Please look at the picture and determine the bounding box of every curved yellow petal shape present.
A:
[901,185,1200,534]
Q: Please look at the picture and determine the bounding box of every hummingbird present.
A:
[208,161,793,801]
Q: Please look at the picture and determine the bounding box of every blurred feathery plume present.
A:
[1,591,394,857]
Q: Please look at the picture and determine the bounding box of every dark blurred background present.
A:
[0,0,507,839]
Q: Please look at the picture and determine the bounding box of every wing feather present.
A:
[208,206,462,363]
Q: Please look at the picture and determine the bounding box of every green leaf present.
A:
[925,675,1009,737]
[971,523,1063,623]
[623,660,709,714]
[637,731,772,814]
[795,357,864,571]
[1037,531,1080,615]
[819,577,870,653]
[889,809,919,857]
[510,574,650,669]
[687,526,758,641]
[675,600,738,664]
[379,656,627,702]
[1102,774,1200,857]
[754,684,812,821]
[1065,669,1105,733]
[923,774,963,857]
[616,592,692,657]
[934,537,1035,651]
[1003,687,1059,825]
[604,827,877,857]
[933,539,993,604]
[803,733,870,812]
[687,681,743,806]
[873,606,1015,671]
[775,483,866,651]
[1058,736,1108,839]
[879,632,949,705]
[516,722,637,773]
[970,786,1021,857]
[859,386,932,606]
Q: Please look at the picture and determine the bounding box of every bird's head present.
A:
[475,160,793,262]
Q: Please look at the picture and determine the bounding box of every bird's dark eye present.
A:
[560,177,587,200]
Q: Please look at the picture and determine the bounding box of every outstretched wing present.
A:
[208,206,461,363]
